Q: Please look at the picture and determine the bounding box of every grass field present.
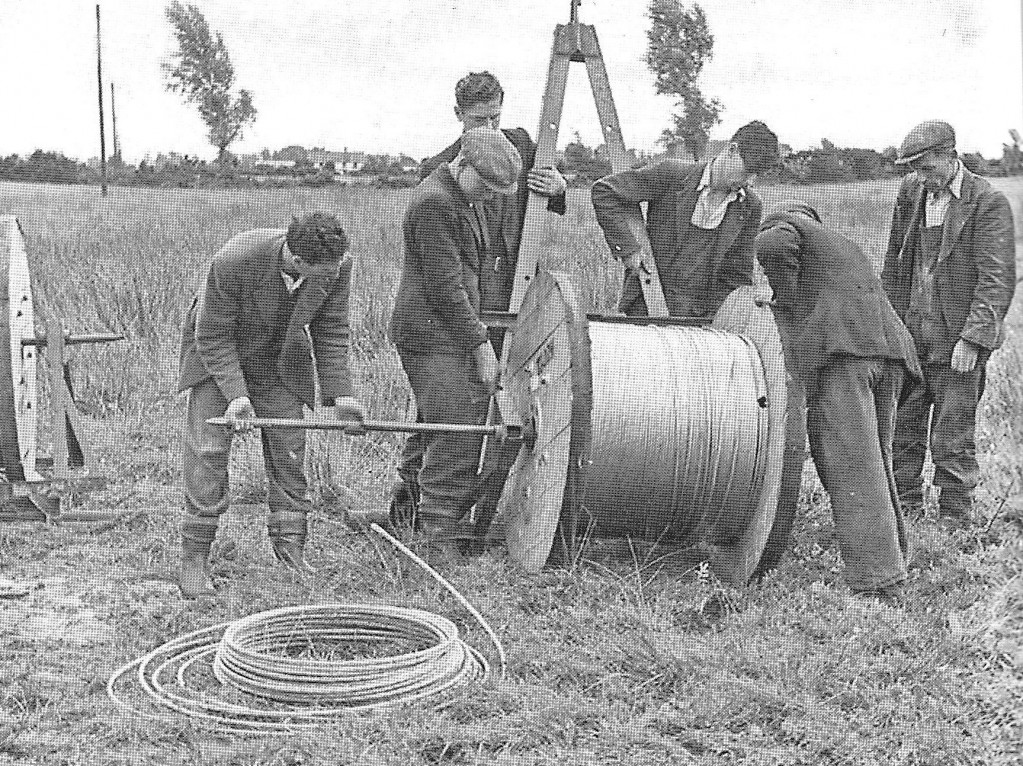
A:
[0,176,1021,765]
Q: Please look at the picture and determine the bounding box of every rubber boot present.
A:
[268,510,314,573]
[418,510,471,567]
[388,479,421,531]
[937,483,973,530]
[179,516,218,599]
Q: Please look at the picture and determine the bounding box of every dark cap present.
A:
[460,126,522,194]
[895,120,956,165]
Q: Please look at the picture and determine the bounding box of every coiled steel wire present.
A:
[584,322,769,541]
[107,524,503,732]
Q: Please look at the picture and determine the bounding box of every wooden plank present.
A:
[580,26,669,319]
[46,316,69,482]
[507,25,572,315]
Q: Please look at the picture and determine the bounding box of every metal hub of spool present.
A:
[495,271,802,585]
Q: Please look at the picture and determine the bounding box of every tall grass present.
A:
[1,176,1021,764]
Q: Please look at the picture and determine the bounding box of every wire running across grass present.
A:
[107,524,504,732]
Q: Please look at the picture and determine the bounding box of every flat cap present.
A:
[895,120,956,165]
[460,126,522,194]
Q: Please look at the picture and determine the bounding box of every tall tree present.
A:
[163,2,256,162]
[645,1,721,160]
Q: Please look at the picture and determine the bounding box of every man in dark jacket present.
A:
[757,202,922,602]
[417,70,568,317]
[391,70,567,525]
[390,127,523,560]
[177,212,366,598]
[881,121,1017,526]
[592,120,778,317]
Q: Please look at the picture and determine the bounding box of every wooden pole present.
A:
[110,82,119,161]
[95,4,107,196]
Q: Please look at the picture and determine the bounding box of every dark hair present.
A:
[455,71,504,109]
[286,212,349,265]
[730,120,779,175]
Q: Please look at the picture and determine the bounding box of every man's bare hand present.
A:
[951,338,979,373]
[473,342,500,394]
[527,166,567,197]
[334,396,368,435]
[224,396,255,433]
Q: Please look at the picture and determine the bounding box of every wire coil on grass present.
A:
[108,604,487,732]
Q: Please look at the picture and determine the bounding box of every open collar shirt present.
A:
[691,162,747,230]
[923,160,964,228]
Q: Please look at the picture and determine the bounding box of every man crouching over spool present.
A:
[756,202,922,605]
[177,212,367,598]
[390,127,522,562]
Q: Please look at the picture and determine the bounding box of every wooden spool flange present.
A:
[1,214,122,523]
[0,215,39,482]
[497,270,804,585]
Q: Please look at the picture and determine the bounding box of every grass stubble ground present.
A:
[0,177,1020,765]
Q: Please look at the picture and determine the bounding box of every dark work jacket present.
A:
[591,160,760,317]
[419,127,567,311]
[756,212,921,381]
[178,228,354,407]
[389,165,489,355]
[881,167,1016,352]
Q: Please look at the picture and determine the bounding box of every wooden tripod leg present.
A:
[45,318,89,481]
[581,25,670,318]
[507,24,573,316]
[46,317,69,482]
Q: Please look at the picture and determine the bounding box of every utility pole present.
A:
[110,82,120,162]
[95,4,108,196]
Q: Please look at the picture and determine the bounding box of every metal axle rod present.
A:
[205,416,525,442]
[22,333,125,347]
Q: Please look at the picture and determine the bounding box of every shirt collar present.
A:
[278,240,305,293]
[280,270,305,294]
[697,161,746,200]
[948,160,964,199]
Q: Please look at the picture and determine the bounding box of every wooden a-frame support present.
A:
[473,2,668,549]
[507,0,669,319]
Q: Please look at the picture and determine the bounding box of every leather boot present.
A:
[179,516,218,599]
[268,510,314,573]
[418,510,472,567]
[937,484,974,527]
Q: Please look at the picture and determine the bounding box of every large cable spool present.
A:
[0,215,39,482]
[496,270,802,585]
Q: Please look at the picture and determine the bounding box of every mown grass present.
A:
[0,177,1021,765]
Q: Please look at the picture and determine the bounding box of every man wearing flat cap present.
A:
[389,126,523,560]
[756,202,921,603]
[592,120,779,318]
[882,120,1016,528]
[391,71,568,528]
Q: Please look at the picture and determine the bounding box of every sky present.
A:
[0,0,1021,164]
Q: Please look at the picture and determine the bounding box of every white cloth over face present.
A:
[690,162,746,230]
[924,160,964,228]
